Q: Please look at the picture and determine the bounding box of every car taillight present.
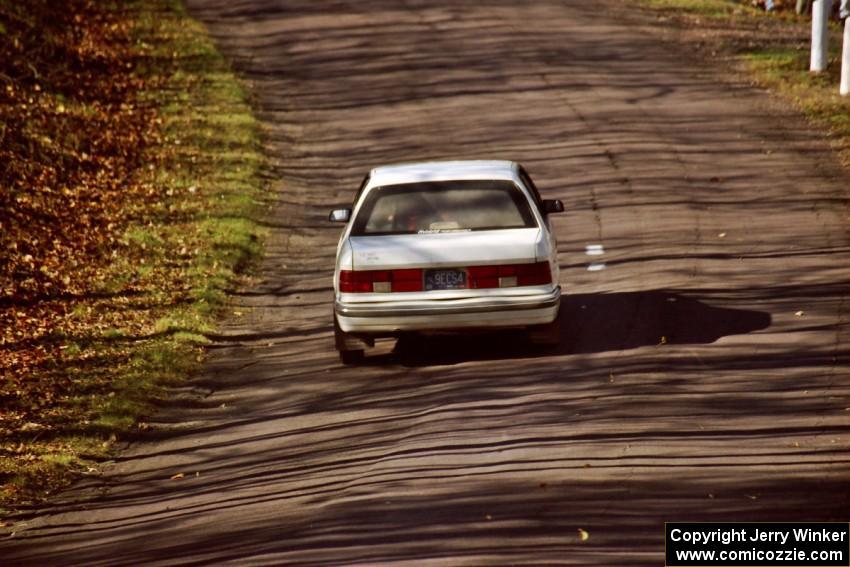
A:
[390,268,424,292]
[339,262,551,293]
[468,261,551,288]
[339,269,424,293]
[517,261,552,286]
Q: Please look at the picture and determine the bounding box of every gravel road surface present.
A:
[4,1,850,565]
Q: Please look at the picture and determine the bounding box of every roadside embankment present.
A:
[636,0,850,165]
[0,0,265,511]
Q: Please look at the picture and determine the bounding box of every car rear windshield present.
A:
[350,180,537,236]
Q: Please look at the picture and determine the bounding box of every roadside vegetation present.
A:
[636,0,850,165]
[0,0,264,512]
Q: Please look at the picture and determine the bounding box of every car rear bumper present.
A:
[335,286,561,333]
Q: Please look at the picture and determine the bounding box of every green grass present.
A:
[745,47,850,153]
[79,0,266,447]
[0,0,265,512]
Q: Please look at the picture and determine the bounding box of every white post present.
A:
[811,0,831,72]
[842,18,850,95]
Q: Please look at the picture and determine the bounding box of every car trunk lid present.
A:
[349,228,541,270]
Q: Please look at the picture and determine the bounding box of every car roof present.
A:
[368,160,519,187]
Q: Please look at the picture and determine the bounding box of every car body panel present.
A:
[332,160,562,338]
[335,292,559,333]
[366,160,519,188]
[349,228,542,271]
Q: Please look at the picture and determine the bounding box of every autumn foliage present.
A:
[1,0,156,297]
[1,0,158,372]
[1,0,262,505]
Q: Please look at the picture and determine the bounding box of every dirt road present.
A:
[4,1,850,564]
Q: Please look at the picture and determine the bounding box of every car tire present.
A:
[528,310,562,347]
[339,349,365,365]
[334,315,365,364]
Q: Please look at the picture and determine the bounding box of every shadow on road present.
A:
[8,475,849,567]
[370,290,771,366]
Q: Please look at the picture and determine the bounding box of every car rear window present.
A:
[350,180,537,236]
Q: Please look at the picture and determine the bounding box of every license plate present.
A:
[424,269,467,290]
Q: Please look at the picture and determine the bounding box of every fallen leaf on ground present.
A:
[578,528,590,541]
[170,473,184,480]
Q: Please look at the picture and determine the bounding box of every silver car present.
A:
[329,160,564,363]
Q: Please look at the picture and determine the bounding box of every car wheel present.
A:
[528,310,562,347]
[339,349,365,365]
[334,315,366,364]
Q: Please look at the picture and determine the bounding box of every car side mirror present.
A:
[329,208,351,223]
[542,199,564,214]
